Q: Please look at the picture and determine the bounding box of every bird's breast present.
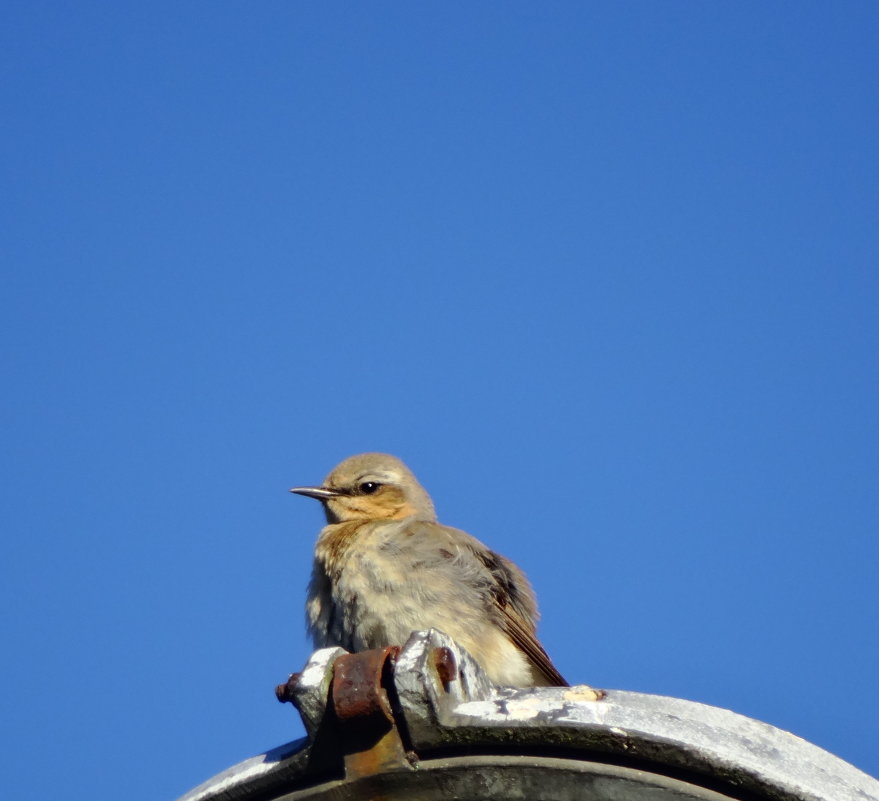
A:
[313,520,373,577]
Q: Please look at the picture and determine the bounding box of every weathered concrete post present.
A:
[178,630,879,801]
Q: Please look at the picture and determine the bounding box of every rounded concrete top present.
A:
[177,631,879,801]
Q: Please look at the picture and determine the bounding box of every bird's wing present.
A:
[475,548,569,687]
[417,522,569,687]
[496,600,569,686]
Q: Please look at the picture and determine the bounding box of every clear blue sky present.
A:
[2,3,877,798]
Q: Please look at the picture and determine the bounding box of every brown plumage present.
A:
[291,453,596,690]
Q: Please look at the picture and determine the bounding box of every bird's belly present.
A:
[330,561,444,650]
[325,554,534,686]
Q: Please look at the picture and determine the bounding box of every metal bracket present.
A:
[277,645,414,780]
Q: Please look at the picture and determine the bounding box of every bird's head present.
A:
[290,452,437,524]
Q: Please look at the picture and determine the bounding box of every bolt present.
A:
[433,647,457,685]
[275,672,302,703]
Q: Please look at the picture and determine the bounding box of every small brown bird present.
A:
[290,452,570,687]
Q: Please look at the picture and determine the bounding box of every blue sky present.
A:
[2,3,877,798]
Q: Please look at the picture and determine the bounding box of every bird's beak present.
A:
[289,485,342,501]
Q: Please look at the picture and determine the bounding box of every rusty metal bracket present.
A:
[277,645,414,781]
[332,646,399,724]
[330,646,414,779]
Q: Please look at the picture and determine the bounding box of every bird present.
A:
[290,452,577,688]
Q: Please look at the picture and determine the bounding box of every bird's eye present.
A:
[359,481,381,495]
